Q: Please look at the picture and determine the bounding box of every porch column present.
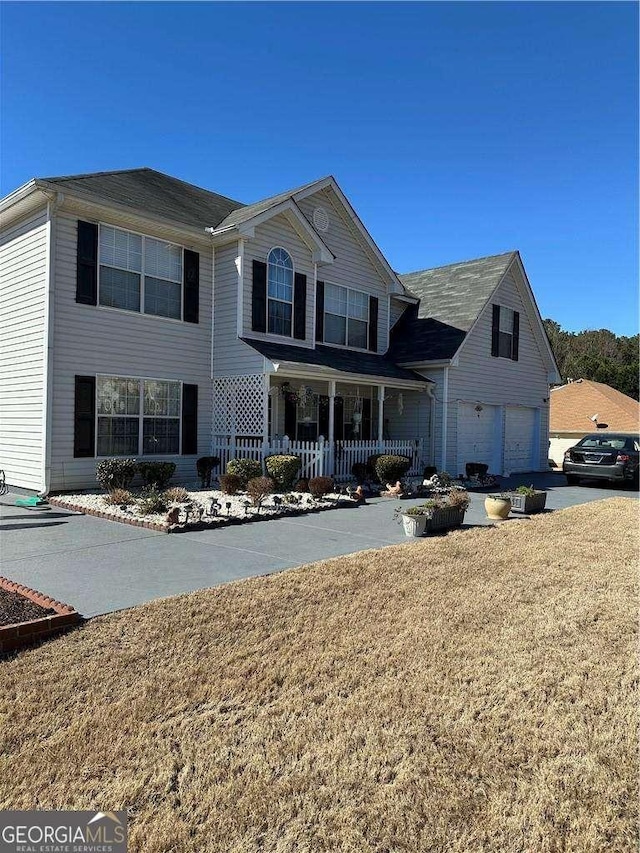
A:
[262,375,270,458]
[328,380,336,477]
[378,385,385,452]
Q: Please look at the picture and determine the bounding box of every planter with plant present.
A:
[484,493,512,520]
[507,485,547,514]
[395,489,469,537]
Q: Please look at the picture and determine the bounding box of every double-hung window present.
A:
[498,307,515,358]
[97,375,181,456]
[99,226,183,320]
[267,247,293,336]
[324,284,369,348]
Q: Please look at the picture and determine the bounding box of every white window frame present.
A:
[323,283,370,350]
[266,246,294,338]
[497,306,515,360]
[95,374,183,458]
[98,224,184,321]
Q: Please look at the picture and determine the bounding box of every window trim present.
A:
[266,246,294,338]
[495,304,516,360]
[98,223,184,321]
[322,282,370,351]
[95,373,183,458]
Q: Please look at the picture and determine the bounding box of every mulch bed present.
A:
[0,587,56,627]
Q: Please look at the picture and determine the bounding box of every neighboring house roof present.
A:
[241,339,429,384]
[40,168,246,230]
[550,379,639,433]
[390,251,517,362]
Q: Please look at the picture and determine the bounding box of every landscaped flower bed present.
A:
[50,487,357,533]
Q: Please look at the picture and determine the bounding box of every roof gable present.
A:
[550,380,640,433]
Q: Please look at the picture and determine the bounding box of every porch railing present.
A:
[211,437,424,482]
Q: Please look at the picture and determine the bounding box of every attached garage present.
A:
[456,402,501,476]
[504,406,539,474]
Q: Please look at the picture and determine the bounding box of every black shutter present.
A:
[183,250,199,323]
[74,375,95,458]
[76,221,98,305]
[333,396,344,441]
[511,311,520,361]
[181,384,198,455]
[284,394,297,440]
[318,395,329,438]
[368,296,379,352]
[491,304,500,357]
[293,272,306,340]
[252,260,267,332]
[315,280,325,342]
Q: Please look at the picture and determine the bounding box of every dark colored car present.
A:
[563,433,640,486]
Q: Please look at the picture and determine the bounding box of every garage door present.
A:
[456,402,500,476]
[504,406,537,474]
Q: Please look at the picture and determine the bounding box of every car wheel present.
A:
[566,474,579,485]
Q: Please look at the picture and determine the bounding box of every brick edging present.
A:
[48,497,168,532]
[0,577,82,654]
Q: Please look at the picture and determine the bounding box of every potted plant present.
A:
[395,489,469,537]
[484,493,512,520]
[508,485,547,514]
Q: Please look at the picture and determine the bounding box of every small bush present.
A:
[516,484,536,496]
[352,462,368,484]
[294,478,309,492]
[447,489,470,510]
[103,488,134,506]
[247,476,275,507]
[220,473,243,495]
[226,458,262,487]
[136,461,176,490]
[96,458,137,491]
[136,488,168,516]
[265,454,301,490]
[308,476,334,499]
[366,454,384,482]
[375,454,412,485]
[196,456,220,488]
[164,486,190,504]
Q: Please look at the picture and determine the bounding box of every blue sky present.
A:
[2,1,637,335]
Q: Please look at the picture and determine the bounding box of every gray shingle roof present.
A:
[40,168,245,230]
[241,339,429,383]
[390,251,517,362]
[216,177,327,230]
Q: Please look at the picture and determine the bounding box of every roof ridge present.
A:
[400,250,517,278]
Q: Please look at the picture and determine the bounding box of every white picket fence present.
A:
[211,437,424,482]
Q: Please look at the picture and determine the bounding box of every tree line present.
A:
[543,320,639,400]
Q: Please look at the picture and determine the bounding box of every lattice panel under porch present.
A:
[213,374,265,436]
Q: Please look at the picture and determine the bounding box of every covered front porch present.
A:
[212,370,433,481]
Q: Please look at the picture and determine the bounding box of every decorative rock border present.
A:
[48,497,168,532]
[0,577,81,654]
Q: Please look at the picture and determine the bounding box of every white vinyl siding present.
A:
[49,211,213,490]
[0,207,49,490]
[297,189,390,353]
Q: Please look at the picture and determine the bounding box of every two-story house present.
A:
[0,168,559,492]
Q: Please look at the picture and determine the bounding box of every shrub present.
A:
[516,484,536,496]
[247,476,275,507]
[264,454,301,490]
[103,488,134,506]
[352,462,369,484]
[226,458,262,487]
[164,486,190,504]
[220,473,243,495]
[447,488,470,510]
[196,456,220,488]
[375,454,412,485]
[136,461,176,490]
[308,476,334,499]
[366,454,384,482]
[294,478,309,492]
[96,458,137,491]
[136,488,168,516]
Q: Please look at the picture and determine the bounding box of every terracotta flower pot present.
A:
[484,494,512,520]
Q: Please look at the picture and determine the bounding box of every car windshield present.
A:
[577,436,631,450]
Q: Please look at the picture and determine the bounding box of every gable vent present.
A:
[313,206,329,232]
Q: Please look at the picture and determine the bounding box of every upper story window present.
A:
[324,283,369,349]
[267,247,293,336]
[491,304,520,361]
[99,225,183,320]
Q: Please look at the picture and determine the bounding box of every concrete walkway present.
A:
[1,472,636,617]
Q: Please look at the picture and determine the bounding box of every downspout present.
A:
[209,239,216,454]
[441,367,449,472]
[41,191,62,495]
[426,385,436,467]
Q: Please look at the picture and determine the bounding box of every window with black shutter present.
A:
[76,221,98,305]
[183,250,199,323]
[181,384,198,455]
[492,304,520,361]
[74,375,96,457]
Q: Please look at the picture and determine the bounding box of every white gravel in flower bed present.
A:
[51,488,357,532]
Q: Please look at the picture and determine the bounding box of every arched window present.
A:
[267,247,293,336]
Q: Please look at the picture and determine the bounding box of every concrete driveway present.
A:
[1,472,636,617]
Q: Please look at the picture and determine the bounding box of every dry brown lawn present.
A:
[1,498,638,852]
